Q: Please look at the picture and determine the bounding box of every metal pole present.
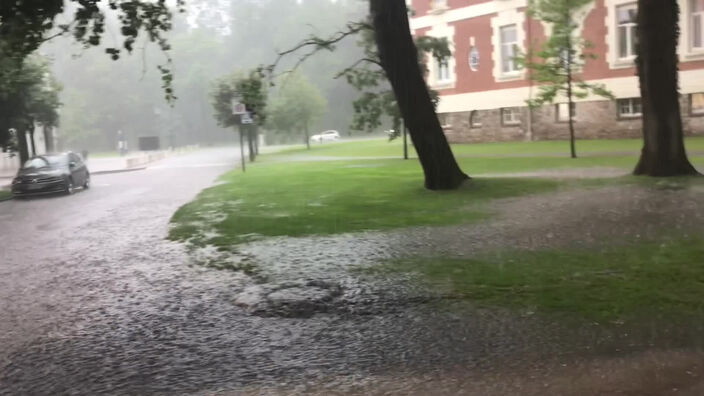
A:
[239,125,246,172]
[402,119,409,160]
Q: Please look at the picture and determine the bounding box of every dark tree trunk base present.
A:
[634,1,699,177]
[371,0,468,190]
[633,156,700,177]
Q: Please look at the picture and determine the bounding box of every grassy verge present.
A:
[169,159,559,247]
[0,190,11,201]
[371,238,704,322]
[85,151,119,158]
[277,136,704,159]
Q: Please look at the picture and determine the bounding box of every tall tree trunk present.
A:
[43,125,54,152]
[238,126,246,172]
[246,125,256,162]
[253,125,260,156]
[29,129,37,157]
[304,123,310,150]
[633,0,698,176]
[17,129,30,164]
[566,24,577,159]
[370,0,468,190]
[402,119,409,160]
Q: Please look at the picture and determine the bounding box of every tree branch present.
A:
[265,20,371,79]
[333,57,383,79]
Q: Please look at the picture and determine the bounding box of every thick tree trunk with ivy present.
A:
[633,0,698,176]
[370,0,468,190]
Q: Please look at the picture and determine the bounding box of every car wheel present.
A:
[83,174,90,189]
[65,178,75,195]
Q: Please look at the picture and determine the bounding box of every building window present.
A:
[470,110,482,128]
[691,93,704,115]
[618,98,642,118]
[502,107,521,125]
[500,24,520,73]
[556,103,576,122]
[692,0,704,50]
[616,3,637,59]
[438,113,451,128]
[435,57,451,82]
[469,46,480,71]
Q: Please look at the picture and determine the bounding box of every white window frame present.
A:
[616,3,637,60]
[502,107,522,125]
[689,0,704,52]
[438,113,452,129]
[435,57,451,83]
[605,0,638,69]
[617,98,642,118]
[430,0,449,15]
[691,93,704,115]
[470,110,482,128]
[491,8,526,81]
[500,24,520,74]
[556,103,576,122]
[427,24,456,89]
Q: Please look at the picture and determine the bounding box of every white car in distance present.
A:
[310,130,340,143]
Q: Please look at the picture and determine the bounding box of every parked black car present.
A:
[11,152,90,197]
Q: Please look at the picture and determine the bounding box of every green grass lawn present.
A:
[171,137,704,247]
[0,190,11,200]
[169,159,560,247]
[372,238,704,322]
[276,136,704,159]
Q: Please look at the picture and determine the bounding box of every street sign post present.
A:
[232,102,246,115]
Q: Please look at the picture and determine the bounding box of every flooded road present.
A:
[1,149,704,395]
[0,148,552,395]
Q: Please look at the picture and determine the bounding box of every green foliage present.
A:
[267,73,327,140]
[375,237,704,322]
[58,91,101,147]
[339,23,446,137]
[519,0,614,108]
[169,158,557,247]
[0,55,61,151]
[518,0,613,107]
[272,136,704,159]
[210,70,268,129]
[0,0,184,102]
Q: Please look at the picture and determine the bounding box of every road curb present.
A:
[92,167,147,175]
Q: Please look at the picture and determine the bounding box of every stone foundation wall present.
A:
[442,96,704,143]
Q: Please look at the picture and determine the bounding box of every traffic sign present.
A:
[232,102,246,115]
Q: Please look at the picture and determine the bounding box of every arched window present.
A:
[470,110,482,128]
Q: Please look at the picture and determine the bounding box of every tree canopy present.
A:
[267,73,328,147]
[520,0,613,158]
[0,55,61,155]
[0,0,184,102]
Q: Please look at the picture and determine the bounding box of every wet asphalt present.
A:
[1,149,703,395]
[0,148,560,395]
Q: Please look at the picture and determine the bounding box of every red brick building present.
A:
[409,0,704,142]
